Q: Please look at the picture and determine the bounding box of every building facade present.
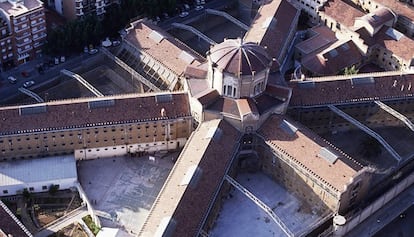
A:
[0,93,192,161]
[48,0,120,20]
[0,0,46,66]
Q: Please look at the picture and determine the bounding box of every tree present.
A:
[49,184,59,196]
[343,65,359,75]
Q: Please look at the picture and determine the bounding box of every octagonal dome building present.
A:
[207,38,272,99]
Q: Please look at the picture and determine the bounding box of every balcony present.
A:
[31,19,45,27]
[18,46,33,55]
[18,52,30,61]
[16,32,31,40]
[33,33,47,41]
[14,25,30,33]
[32,26,46,34]
[30,12,45,20]
[16,39,32,48]
[76,10,84,16]
[34,42,44,48]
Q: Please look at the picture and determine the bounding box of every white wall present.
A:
[74,138,188,160]
[0,178,77,197]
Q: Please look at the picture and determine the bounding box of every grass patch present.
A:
[82,215,100,235]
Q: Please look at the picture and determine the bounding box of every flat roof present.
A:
[0,0,43,16]
[258,115,363,193]
[140,119,240,237]
[0,156,77,187]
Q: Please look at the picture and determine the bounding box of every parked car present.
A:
[89,48,99,55]
[7,76,17,84]
[179,11,189,17]
[195,5,204,11]
[112,40,121,47]
[23,80,35,88]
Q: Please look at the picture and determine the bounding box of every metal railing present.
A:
[374,100,414,131]
[61,69,104,97]
[205,9,249,31]
[328,105,401,162]
[18,87,44,103]
[171,23,216,45]
[224,175,293,237]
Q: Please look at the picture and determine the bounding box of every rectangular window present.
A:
[3,190,8,194]
[42,186,47,190]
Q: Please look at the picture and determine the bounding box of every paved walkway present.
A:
[34,206,88,237]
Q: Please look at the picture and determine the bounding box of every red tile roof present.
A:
[244,0,299,70]
[206,84,290,117]
[301,40,363,76]
[258,115,362,193]
[289,72,414,107]
[295,26,338,56]
[140,119,240,237]
[208,39,271,76]
[356,26,414,62]
[0,92,191,135]
[125,20,204,76]
[374,0,414,23]
[196,89,220,107]
[184,64,208,79]
[321,0,364,27]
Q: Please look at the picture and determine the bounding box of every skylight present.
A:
[386,28,404,41]
[319,147,339,164]
[149,30,165,43]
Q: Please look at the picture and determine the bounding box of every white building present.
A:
[0,156,77,196]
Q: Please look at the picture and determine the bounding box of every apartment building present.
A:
[0,17,12,68]
[0,0,46,66]
[48,0,120,21]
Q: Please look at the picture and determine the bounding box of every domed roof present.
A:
[208,39,271,76]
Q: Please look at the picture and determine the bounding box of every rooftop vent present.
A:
[386,28,404,41]
[280,119,298,135]
[155,217,176,237]
[155,94,173,103]
[340,43,350,51]
[149,30,165,43]
[319,147,339,164]
[179,50,195,64]
[19,105,47,116]
[262,17,277,29]
[180,165,203,188]
[328,49,338,58]
[205,127,222,141]
[351,77,374,86]
[88,99,115,109]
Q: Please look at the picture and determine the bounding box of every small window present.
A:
[29,187,34,191]
[3,190,8,194]
[42,186,47,190]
